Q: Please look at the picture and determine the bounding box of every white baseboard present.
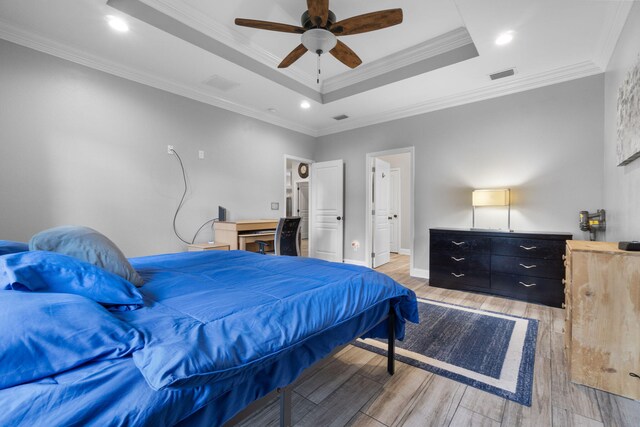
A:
[343,258,368,267]
[398,248,411,256]
[410,268,429,279]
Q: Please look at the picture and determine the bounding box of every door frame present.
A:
[390,167,401,254]
[283,154,314,244]
[365,147,415,273]
[296,181,310,239]
[280,154,315,256]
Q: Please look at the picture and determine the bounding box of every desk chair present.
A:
[257,217,301,256]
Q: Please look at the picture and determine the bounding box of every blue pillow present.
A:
[29,226,144,286]
[0,291,143,389]
[0,240,29,256]
[0,251,144,310]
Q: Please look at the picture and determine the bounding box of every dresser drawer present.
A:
[491,255,564,279]
[430,252,490,272]
[491,273,564,306]
[430,233,490,255]
[430,268,491,289]
[492,237,565,259]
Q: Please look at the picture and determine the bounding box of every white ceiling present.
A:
[0,0,632,137]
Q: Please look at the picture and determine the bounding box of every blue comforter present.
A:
[1,250,418,426]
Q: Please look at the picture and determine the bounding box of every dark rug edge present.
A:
[356,300,539,407]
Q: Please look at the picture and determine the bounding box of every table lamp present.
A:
[472,189,511,230]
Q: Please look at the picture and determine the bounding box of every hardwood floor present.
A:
[236,254,640,427]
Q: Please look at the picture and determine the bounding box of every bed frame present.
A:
[225,304,397,427]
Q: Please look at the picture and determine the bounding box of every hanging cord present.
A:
[190,218,218,244]
[316,52,321,84]
[170,148,217,245]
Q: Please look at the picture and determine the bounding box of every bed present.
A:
[0,249,418,426]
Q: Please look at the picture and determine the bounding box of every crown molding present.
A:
[0,13,612,141]
[593,1,633,70]
[316,60,603,137]
[322,27,474,93]
[0,19,318,137]
[139,0,317,88]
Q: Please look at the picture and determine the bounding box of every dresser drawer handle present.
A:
[519,263,537,269]
[518,281,537,287]
[451,273,465,278]
[630,373,640,379]
[451,241,465,246]
[519,245,537,251]
[451,257,465,262]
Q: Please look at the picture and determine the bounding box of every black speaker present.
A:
[218,206,227,222]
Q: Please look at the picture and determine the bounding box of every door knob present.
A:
[337,216,342,221]
[394,214,398,218]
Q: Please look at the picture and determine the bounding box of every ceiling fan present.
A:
[235,0,403,80]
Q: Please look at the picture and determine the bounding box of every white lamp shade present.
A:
[302,29,337,54]
[472,189,510,207]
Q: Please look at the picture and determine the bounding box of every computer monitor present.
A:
[218,206,227,222]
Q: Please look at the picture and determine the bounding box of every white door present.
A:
[372,158,391,268]
[389,168,401,253]
[297,182,309,239]
[310,160,344,262]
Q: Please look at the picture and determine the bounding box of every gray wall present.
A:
[0,39,315,257]
[603,3,640,242]
[315,75,605,272]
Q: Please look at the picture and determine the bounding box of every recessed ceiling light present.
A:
[495,31,514,46]
[300,100,311,110]
[107,16,129,33]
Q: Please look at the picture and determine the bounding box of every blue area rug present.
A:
[356,298,538,406]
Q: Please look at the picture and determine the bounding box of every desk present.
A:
[214,220,278,251]
[238,232,275,251]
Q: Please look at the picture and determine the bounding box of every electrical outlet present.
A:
[271,202,279,210]
[198,150,205,159]
[167,145,174,154]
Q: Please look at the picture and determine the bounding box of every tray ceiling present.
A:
[0,0,632,136]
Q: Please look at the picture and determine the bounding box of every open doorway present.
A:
[284,155,313,257]
[365,148,414,275]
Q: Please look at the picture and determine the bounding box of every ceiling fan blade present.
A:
[331,9,403,36]
[235,18,304,34]
[278,44,308,68]
[330,40,362,69]
[307,0,329,27]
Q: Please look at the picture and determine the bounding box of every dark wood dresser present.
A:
[429,228,572,307]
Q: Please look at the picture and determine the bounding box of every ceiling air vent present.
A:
[489,68,516,81]
[332,114,349,121]
[203,75,240,91]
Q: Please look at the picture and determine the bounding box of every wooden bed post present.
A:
[387,303,396,375]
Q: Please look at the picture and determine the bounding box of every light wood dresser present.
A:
[564,240,640,399]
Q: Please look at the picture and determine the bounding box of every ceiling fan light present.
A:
[301,29,337,55]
